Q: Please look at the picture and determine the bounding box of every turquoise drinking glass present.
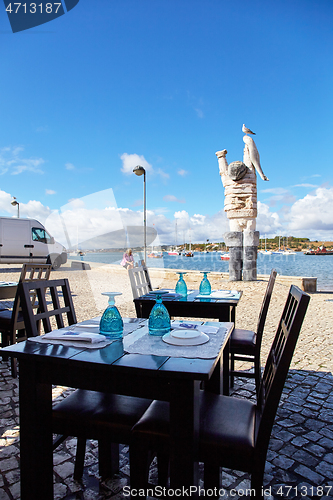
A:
[175,272,187,297]
[148,293,171,336]
[100,292,124,339]
[199,272,211,295]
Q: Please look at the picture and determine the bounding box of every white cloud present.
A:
[0,190,14,213]
[120,153,153,175]
[163,195,185,203]
[65,162,76,170]
[156,168,169,181]
[256,202,282,237]
[187,92,204,119]
[292,184,318,188]
[46,189,56,195]
[194,107,204,119]
[287,187,333,236]
[260,186,296,207]
[0,146,44,175]
[0,189,51,220]
[178,169,188,177]
[261,188,289,195]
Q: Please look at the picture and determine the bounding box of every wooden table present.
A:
[0,282,17,300]
[134,289,242,323]
[1,318,234,500]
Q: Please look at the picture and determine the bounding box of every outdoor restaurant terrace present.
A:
[0,262,332,500]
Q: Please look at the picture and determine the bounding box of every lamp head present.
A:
[133,165,145,176]
[11,199,18,207]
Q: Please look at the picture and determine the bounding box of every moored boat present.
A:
[305,246,333,256]
[220,253,230,260]
[148,251,163,258]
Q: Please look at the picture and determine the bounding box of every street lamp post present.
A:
[11,197,20,218]
[133,165,146,263]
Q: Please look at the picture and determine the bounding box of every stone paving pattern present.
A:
[0,264,333,499]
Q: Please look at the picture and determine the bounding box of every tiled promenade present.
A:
[1,356,333,500]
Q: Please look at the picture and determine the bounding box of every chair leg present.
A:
[74,438,86,480]
[251,468,264,499]
[230,352,235,388]
[204,463,220,496]
[11,357,18,378]
[254,358,261,398]
[98,441,119,480]
[130,440,152,490]
[157,451,169,486]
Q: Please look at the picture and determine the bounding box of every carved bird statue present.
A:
[242,124,256,135]
[243,135,269,181]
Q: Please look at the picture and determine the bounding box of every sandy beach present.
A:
[0,261,332,373]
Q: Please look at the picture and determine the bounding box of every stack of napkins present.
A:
[41,331,106,343]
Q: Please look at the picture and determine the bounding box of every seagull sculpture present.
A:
[242,124,256,135]
[243,135,269,181]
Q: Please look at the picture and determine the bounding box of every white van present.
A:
[0,217,67,269]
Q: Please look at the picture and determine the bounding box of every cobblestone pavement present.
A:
[1,357,333,500]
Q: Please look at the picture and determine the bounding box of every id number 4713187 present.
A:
[6,3,62,14]
[277,485,332,497]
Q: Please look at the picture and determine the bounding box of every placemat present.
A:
[124,324,230,359]
[27,318,146,349]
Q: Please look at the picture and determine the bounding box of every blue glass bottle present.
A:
[175,272,187,297]
[100,292,124,339]
[199,272,211,295]
[148,293,171,336]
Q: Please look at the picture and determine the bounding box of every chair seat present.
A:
[132,392,256,472]
[0,309,24,326]
[53,390,152,443]
[230,328,256,354]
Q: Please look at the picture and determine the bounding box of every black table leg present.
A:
[223,337,230,396]
[19,360,53,500]
[169,379,200,496]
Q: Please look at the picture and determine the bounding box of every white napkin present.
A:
[171,321,219,335]
[198,325,219,335]
[41,331,106,343]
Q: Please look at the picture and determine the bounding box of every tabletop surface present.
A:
[1,318,233,381]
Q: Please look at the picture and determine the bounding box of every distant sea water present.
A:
[69,251,333,291]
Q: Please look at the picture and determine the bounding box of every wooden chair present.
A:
[0,263,52,377]
[128,261,153,299]
[18,278,152,481]
[129,285,310,497]
[230,268,277,396]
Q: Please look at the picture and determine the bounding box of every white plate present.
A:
[162,332,209,346]
[170,328,201,339]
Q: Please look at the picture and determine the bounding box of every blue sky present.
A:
[1,0,333,248]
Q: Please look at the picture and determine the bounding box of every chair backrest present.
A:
[128,262,153,299]
[18,278,77,337]
[255,269,277,339]
[19,263,52,282]
[10,263,52,337]
[254,285,310,460]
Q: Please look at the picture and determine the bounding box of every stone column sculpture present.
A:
[216,126,269,280]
